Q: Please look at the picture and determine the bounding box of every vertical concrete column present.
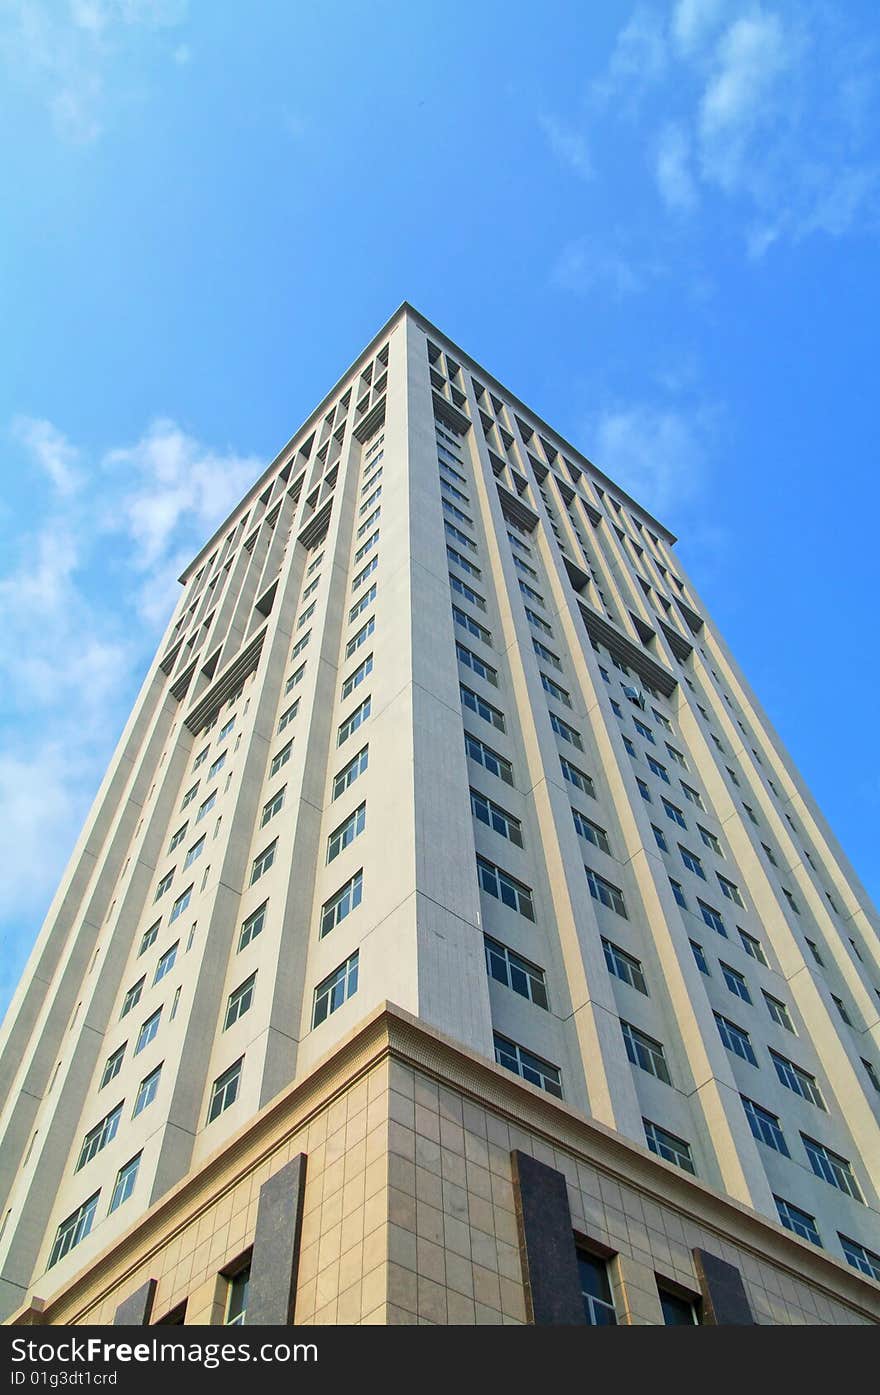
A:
[608,1254,664,1325]
[245,1154,307,1325]
[510,1150,584,1324]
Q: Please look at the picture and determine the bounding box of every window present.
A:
[207,751,227,780]
[261,786,285,826]
[333,746,368,800]
[456,641,497,686]
[441,498,471,529]
[76,1104,122,1170]
[477,856,535,920]
[484,936,548,1008]
[447,545,480,579]
[770,1050,825,1108]
[285,662,306,692]
[291,631,310,658]
[338,695,371,745]
[444,520,476,553]
[192,746,209,771]
[120,978,145,1019]
[138,920,160,956]
[622,1021,670,1083]
[217,717,235,742]
[493,1034,562,1098]
[208,1059,243,1122]
[346,615,375,657]
[471,789,522,846]
[636,778,652,803]
[349,583,377,622]
[802,1136,862,1202]
[320,870,363,937]
[533,639,562,671]
[460,683,505,731]
[48,1193,100,1269]
[840,1236,880,1281]
[662,798,686,828]
[652,824,668,852]
[782,888,800,914]
[525,606,552,636]
[196,790,216,822]
[646,756,669,783]
[341,653,373,699]
[356,508,380,538]
[101,1045,126,1088]
[714,1012,757,1066]
[679,845,706,879]
[225,974,256,1029]
[652,708,672,732]
[313,952,359,1027]
[698,900,727,936]
[327,802,366,862]
[622,735,637,758]
[644,1119,695,1174]
[239,902,267,951]
[296,601,315,629]
[560,756,595,798]
[352,555,379,589]
[168,825,187,852]
[181,783,199,810]
[603,939,647,994]
[698,826,722,855]
[577,1250,616,1325]
[718,874,744,907]
[449,573,486,610]
[831,994,853,1027]
[743,802,758,824]
[775,1196,821,1246]
[680,782,704,809]
[742,1096,789,1155]
[721,961,751,1003]
[761,842,778,867]
[805,938,824,967]
[153,941,178,985]
[133,1065,162,1118]
[690,941,709,975]
[169,885,192,923]
[572,808,610,854]
[861,1058,880,1094]
[453,603,492,646]
[183,835,205,870]
[278,701,299,733]
[658,1288,699,1324]
[740,930,768,965]
[154,870,174,901]
[764,992,795,1032]
[586,867,627,918]
[250,840,277,885]
[540,672,571,707]
[107,1154,141,1215]
[225,1265,250,1326]
[464,731,513,785]
[134,1009,161,1056]
[518,579,544,606]
[669,878,687,908]
[665,743,687,769]
[633,718,654,744]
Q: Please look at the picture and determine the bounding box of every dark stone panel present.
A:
[511,1149,585,1325]
[693,1248,756,1325]
[245,1153,307,1326]
[114,1278,157,1326]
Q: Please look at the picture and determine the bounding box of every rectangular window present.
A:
[840,1236,880,1281]
[560,756,595,798]
[327,802,366,862]
[802,1136,862,1202]
[740,930,768,965]
[775,1196,821,1246]
[225,973,256,1030]
[456,640,498,686]
[477,856,535,920]
[208,1058,243,1122]
[805,938,824,967]
[493,1033,562,1098]
[573,809,610,855]
[250,840,277,885]
[680,782,704,808]
[153,941,178,985]
[338,695,371,745]
[720,961,751,1003]
[447,545,481,578]
[356,508,380,538]
[742,1096,789,1155]
[285,663,306,692]
[168,824,187,852]
[261,786,285,827]
[217,717,235,741]
[154,870,174,901]
[76,1104,122,1171]
[349,583,377,622]
[207,751,227,780]
[646,756,670,783]
[333,745,369,800]
[661,798,686,828]
[291,632,310,659]
[679,845,706,879]
[464,731,513,785]
[120,978,145,1019]
[444,520,477,553]
[138,920,160,956]
[484,936,548,1008]
[341,653,373,699]
[441,498,471,529]
[651,823,668,852]
[587,866,627,916]
[192,746,209,771]
[644,1119,695,1173]
[764,992,795,1032]
[169,885,192,923]
[183,835,205,870]
[313,952,359,1027]
[239,902,267,951]
[453,604,492,645]
[101,1044,126,1088]
[698,826,722,855]
[540,672,571,708]
[296,601,315,629]
[352,555,379,590]
[622,1021,670,1083]
[577,1250,617,1325]
[196,790,216,822]
[345,616,375,658]
[471,788,523,846]
[48,1193,100,1269]
[633,718,654,744]
[698,900,726,936]
[771,1050,825,1108]
[320,870,363,937]
[602,939,647,994]
[636,778,652,803]
[278,701,299,733]
[549,712,583,750]
[714,1012,758,1066]
[718,874,744,907]
[665,743,687,769]
[525,606,552,636]
[449,573,486,610]
[181,783,199,810]
[133,1065,162,1118]
[134,1008,161,1056]
[690,940,709,974]
[533,639,562,671]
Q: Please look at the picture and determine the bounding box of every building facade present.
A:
[1,304,879,1327]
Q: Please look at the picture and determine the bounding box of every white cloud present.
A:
[538,113,592,180]
[600,5,669,96]
[656,121,698,210]
[672,0,726,55]
[588,401,715,519]
[698,10,791,190]
[551,239,644,296]
[10,416,82,495]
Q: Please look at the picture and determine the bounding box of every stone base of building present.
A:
[8,1004,880,1327]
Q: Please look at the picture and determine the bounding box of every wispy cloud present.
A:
[587,399,718,520]
[551,239,645,296]
[655,121,698,210]
[538,112,592,180]
[0,416,260,1012]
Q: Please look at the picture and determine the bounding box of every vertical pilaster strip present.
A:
[511,1149,585,1325]
[693,1248,756,1324]
[245,1153,307,1325]
[113,1278,157,1326]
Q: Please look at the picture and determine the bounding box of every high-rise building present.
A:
[2,304,879,1328]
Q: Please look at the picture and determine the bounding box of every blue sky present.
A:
[1,0,879,1018]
